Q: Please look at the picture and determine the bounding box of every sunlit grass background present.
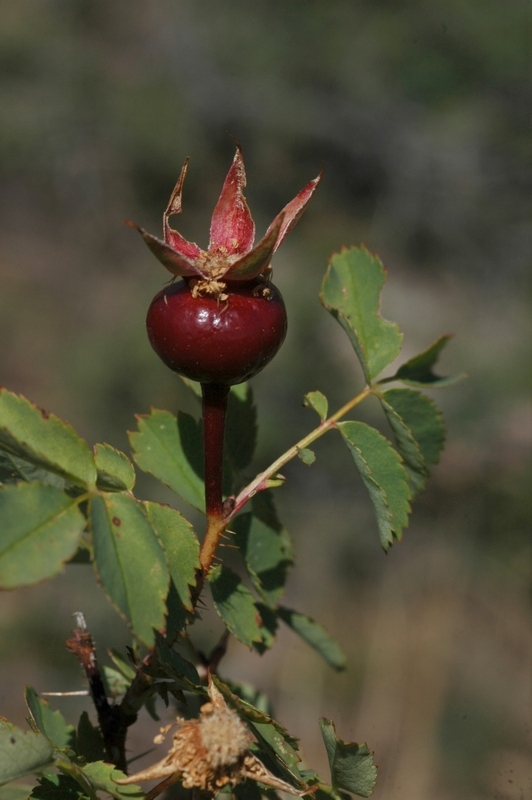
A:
[1,2,530,799]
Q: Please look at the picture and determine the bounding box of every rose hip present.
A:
[146,278,287,386]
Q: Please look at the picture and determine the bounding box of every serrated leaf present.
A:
[225,383,258,474]
[0,389,96,488]
[304,391,328,422]
[209,565,263,646]
[338,421,411,550]
[233,493,294,608]
[0,783,34,800]
[278,607,346,671]
[213,678,302,783]
[76,712,106,763]
[391,334,464,387]
[0,483,85,589]
[0,721,54,785]
[30,773,87,799]
[144,501,200,612]
[80,762,143,799]
[319,719,377,798]
[129,409,204,511]
[224,680,272,715]
[90,493,169,647]
[25,689,75,751]
[94,444,135,492]
[379,388,445,495]
[150,637,201,691]
[320,247,403,383]
[252,603,279,654]
[0,451,65,489]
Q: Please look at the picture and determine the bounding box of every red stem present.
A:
[199,383,229,573]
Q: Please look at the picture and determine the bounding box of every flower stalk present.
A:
[199,382,230,575]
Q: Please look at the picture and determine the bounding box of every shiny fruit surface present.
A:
[146,279,287,385]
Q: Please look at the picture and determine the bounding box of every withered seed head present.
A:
[115,677,313,797]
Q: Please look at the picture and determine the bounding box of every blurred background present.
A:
[0,1,530,798]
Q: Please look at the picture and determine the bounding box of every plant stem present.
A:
[229,385,373,518]
[199,382,230,575]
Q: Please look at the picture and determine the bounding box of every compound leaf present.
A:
[0,721,54,785]
[233,493,294,608]
[94,444,135,492]
[379,388,445,495]
[278,607,346,671]
[0,389,96,489]
[320,247,403,383]
[209,564,263,647]
[25,689,75,752]
[338,421,411,550]
[90,493,169,647]
[129,409,204,511]
[319,719,377,798]
[0,483,85,589]
[391,334,464,387]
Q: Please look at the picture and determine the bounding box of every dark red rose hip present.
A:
[146,278,287,385]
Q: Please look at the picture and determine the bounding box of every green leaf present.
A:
[304,391,329,421]
[319,719,377,798]
[233,493,294,608]
[338,421,411,550]
[129,409,204,511]
[213,678,303,783]
[144,501,200,612]
[0,721,54,785]
[225,383,258,474]
[320,247,403,383]
[0,483,85,589]
[30,773,87,800]
[94,444,135,492]
[25,689,75,751]
[75,712,106,763]
[379,388,445,495]
[251,603,279,654]
[0,783,34,800]
[209,564,263,647]
[224,680,272,715]
[0,451,65,489]
[80,762,143,800]
[0,389,96,489]
[391,334,464,387]
[150,637,202,691]
[296,447,316,465]
[102,666,131,698]
[107,649,136,681]
[278,607,346,671]
[90,493,169,647]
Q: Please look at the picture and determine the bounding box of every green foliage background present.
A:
[0,2,529,799]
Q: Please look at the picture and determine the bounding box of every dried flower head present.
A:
[115,677,313,799]
[126,146,321,300]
